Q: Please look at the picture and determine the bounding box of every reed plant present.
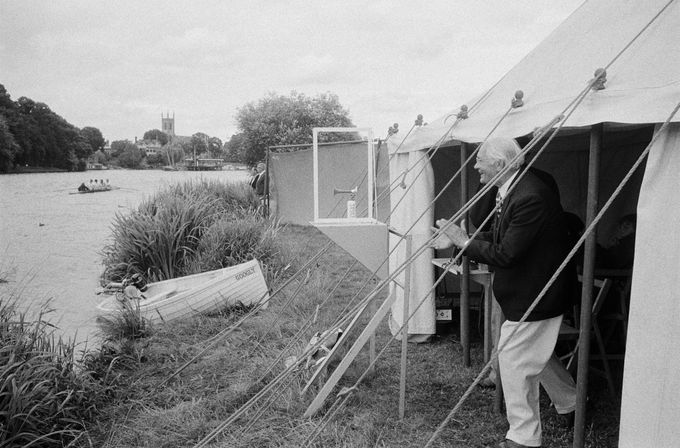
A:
[101,179,287,286]
[0,294,102,448]
[191,214,291,282]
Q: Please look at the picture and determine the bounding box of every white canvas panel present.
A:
[620,123,680,447]
[387,144,436,337]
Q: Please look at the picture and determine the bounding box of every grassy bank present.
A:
[82,225,619,448]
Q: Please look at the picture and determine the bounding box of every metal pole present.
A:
[399,234,413,419]
[573,123,602,447]
[460,143,471,366]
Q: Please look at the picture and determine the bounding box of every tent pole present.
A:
[265,148,270,218]
[573,123,602,448]
[460,143,471,366]
[399,234,413,419]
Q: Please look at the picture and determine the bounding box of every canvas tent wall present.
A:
[391,0,680,446]
[268,141,390,226]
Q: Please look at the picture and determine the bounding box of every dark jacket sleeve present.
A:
[465,192,548,267]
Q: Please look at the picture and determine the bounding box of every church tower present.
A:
[161,112,175,137]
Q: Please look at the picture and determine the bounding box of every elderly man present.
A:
[433,137,576,448]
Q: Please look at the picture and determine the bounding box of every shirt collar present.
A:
[497,170,519,200]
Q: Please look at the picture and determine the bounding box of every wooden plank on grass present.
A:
[304,293,395,417]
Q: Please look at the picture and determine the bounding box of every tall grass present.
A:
[101,179,287,284]
[0,295,102,447]
[83,225,621,448]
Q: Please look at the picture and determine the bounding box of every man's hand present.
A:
[431,219,469,249]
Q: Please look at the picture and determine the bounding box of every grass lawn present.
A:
[85,224,620,447]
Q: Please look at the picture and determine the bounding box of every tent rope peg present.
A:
[591,68,607,90]
[511,90,524,108]
[415,114,424,126]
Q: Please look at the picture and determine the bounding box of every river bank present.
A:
[2,165,69,174]
[79,224,619,448]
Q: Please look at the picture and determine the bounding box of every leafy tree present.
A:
[163,141,186,164]
[0,115,20,171]
[235,91,354,165]
[189,132,209,158]
[92,149,108,164]
[207,136,223,158]
[146,152,166,166]
[143,129,169,146]
[117,143,144,168]
[110,140,128,157]
[0,85,95,171]
[80,126,105,155]
[224,133,246,163]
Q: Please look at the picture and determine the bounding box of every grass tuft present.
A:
[0,294,104,447]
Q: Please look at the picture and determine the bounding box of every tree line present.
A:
[1,84,358,172]
[0,84,105,172]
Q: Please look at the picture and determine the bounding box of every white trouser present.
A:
[499,315,576,447]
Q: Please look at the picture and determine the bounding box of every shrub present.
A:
[101,178,286,284]
[191,214,290,280]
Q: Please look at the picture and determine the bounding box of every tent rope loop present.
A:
[511,90,524,108]
[444,104,469,122]
[591,67,607,90]
[457,104,469,119]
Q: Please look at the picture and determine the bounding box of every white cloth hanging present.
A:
[387,142,435,340]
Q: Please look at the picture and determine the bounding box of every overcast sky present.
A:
[1,0,583,143]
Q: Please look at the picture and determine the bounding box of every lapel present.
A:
[493,169,525,243]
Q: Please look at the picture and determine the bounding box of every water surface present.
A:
[0,168,249,347]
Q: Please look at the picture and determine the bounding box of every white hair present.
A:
[480,137,524,170]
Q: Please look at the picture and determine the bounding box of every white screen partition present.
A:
[312,127,376,224]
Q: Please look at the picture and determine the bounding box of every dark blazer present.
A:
[465,169,574,321]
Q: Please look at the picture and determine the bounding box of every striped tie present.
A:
[495,191,503,219]
[493,191,503,242]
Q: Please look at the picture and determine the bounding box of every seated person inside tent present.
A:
[597,214,636,269]
[561,212,636,270]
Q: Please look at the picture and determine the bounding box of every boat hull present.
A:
[97,259,269,323]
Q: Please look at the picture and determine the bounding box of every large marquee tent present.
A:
[387,0,680,446]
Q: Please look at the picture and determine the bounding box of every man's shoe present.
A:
[558,411,575,428]
[497,440,541,448]
[478,376,496,389]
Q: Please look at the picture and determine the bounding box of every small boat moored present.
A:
[97,259,270,324]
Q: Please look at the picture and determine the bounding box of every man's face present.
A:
[474,148,501,185]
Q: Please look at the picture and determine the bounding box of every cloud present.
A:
[0,0,583,142]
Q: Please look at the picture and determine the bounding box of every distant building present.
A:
[162,112,175,137]
[137,139,163,156]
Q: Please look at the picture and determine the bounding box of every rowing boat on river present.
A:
[96,259,269,323]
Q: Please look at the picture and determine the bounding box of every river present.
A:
[0,168,250,348]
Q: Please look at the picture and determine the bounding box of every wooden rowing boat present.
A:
[96,259,269,323]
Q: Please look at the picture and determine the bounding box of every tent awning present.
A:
[396,0,680,152]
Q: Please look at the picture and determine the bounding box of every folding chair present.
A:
[558,275,617,396]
